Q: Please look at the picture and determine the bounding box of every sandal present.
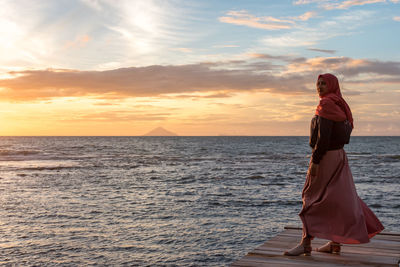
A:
[316,241,341,254]
[284,243,312,256]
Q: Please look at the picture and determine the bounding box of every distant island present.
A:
[143,127,178,136]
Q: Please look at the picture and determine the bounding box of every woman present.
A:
[284,73,384,256]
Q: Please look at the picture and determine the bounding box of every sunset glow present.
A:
[1,0,399,136]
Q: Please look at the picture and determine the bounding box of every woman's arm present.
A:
[311,116,334,164]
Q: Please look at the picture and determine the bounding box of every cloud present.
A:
[293,0,392,9]
[292,11,317,21]
[76,111,170,121]
[293,0,326,4]
[213,45,240,48]
[218,10,316,31]
[248,53,307,63]
[172,92,234,99]
[286,56,400,77]
[0,63,309,101]
[219,10,295,30]
[323,0,386,9]
[0,0,196,71]
[1,55,399,101]
[64,35,91,49]
[261,10,374,50]
[170,47,193,53]
[307,48,337,54]
[393,16,400,21]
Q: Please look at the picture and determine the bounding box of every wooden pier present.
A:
[231,226,400,267]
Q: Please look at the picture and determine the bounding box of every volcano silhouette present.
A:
[143,127,178,136]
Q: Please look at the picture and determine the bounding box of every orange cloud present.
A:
[0,63,309,101]
[1,56,399,101]
[75,111,171,121]
[292,11,317,21]
[64,35,91,49]
[219,10,295,30]
[324,0,386,9]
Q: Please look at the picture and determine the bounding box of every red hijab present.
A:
[315,73,354,128]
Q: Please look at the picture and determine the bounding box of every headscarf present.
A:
[315,73,354,128]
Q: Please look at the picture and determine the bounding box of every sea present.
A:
[0,136,399,266]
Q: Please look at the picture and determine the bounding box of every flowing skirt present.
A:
[299,149,384,244]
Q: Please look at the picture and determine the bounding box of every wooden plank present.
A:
[252,248,399,266]
[253,242,400,262]
[231,226,400,267]
[237,251,398,267]
[261,238,400,253]
[256,242,400,257]
[232,254,349,267]
[265,232,400,250]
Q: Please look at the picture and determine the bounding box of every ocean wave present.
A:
[208,199,302,207]
[261,182,287,186]
[347,152,372,155]
[0,150,40,156]
[20,166,81,171]
[382,154,400,161]
[369,203,383,208]
[245,175,264,180]
[0,159,81,171]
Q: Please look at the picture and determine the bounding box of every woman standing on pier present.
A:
[284,73,384,256]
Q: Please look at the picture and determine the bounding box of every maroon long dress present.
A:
[299,149,384,244]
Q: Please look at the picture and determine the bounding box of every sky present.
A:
[0,0,399,136]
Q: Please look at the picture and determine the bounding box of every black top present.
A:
[309,115,351,164]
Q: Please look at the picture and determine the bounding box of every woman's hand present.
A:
[309,162,319,177]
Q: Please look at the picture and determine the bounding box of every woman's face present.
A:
[317,77,328,97]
